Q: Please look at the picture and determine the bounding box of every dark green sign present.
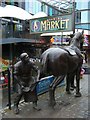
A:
[30,14,73,34]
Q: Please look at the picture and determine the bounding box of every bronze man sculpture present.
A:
[13,53,40,114]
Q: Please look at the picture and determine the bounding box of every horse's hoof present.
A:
[70,87,74,91]
[49,101,56,107]
[13,106,19,114]
[33,106,41,111]
[71,85,76,88]
[75,92,82,97]
[66,91,71,94]
[73,86,76,88]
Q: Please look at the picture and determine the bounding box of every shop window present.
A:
[5,2,11,5]
[14,2,18,7]
[76,11,81,23]
[15,24,23,31]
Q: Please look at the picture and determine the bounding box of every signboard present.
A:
[50,36,71,45]
[36,76,65,95]
[30,14,73,34]
[83,35,88,46]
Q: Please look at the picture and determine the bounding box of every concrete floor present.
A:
[1,74,89,119]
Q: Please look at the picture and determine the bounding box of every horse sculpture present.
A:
[38,32,84,107]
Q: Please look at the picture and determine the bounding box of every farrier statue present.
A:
[13,53,41,114]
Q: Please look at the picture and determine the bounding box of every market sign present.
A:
[30,14,73,34]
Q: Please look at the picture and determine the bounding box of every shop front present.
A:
[30,13,74,49]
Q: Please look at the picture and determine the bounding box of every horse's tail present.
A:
[40,52,49,74]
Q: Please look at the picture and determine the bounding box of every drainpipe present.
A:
[72,0,75,34]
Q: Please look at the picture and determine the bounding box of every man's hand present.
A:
[21,85,24,90]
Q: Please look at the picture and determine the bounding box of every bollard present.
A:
[7,68,11,110]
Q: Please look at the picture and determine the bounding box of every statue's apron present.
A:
[23,82,38,102]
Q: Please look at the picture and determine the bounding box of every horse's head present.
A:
[74,31,83,40]
[71,31,84,50]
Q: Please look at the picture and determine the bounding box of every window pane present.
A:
[75,0,89,10]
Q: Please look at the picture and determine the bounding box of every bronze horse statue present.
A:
[38,32,84,107]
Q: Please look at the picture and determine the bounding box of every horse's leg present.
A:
[49,87,56,107]
[75,68,82,97]
[49,75,65,107]
[49,77,58,107]
[66,74,71,94]
[66,72,76,93]
[70,75,76,90]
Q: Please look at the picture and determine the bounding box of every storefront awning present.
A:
[40,31,73,36]
[0,38,39,44]
[0,5,33,20]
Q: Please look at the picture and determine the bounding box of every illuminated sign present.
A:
[30,14,73,34]
[83,35,88,46]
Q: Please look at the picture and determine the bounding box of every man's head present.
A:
[20,53,29,63]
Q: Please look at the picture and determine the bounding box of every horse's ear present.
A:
[81,30,84,35]
[80,30,84,51]
[70,34,74,38]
